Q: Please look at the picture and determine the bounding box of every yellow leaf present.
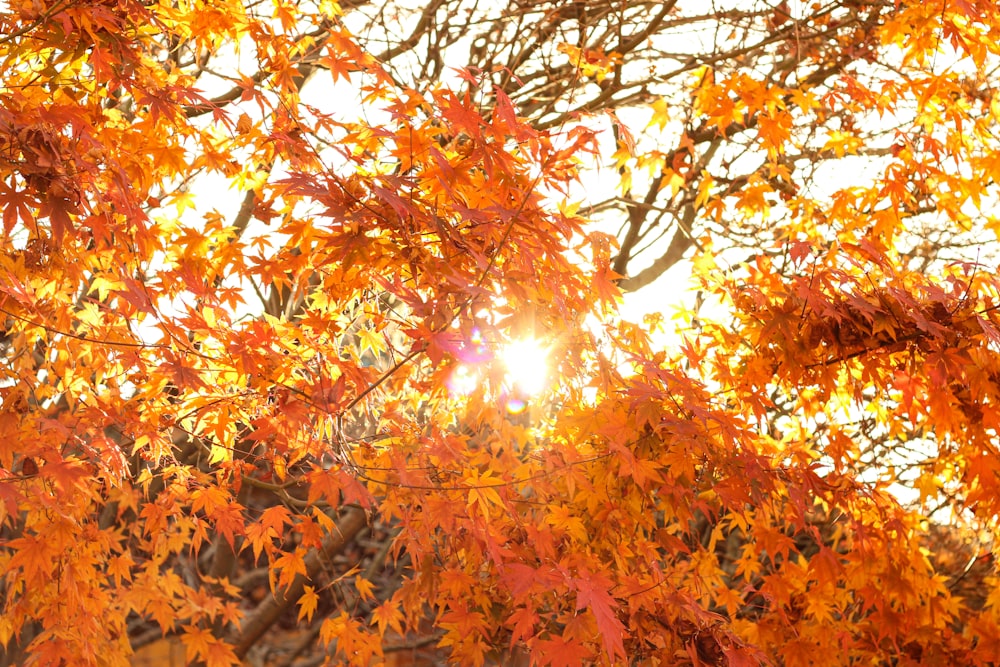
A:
[648,97,670,131]
[358,327,386,357]
[298,585,319,622]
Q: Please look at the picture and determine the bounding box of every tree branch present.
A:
[231,506,369,658]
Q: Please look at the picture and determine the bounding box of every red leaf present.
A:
[532,635,593,667]
[573,574,625,660]
[44,196,74,242]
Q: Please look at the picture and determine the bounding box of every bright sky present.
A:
[127,0,999,448]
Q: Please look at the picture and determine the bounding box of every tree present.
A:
[2,1,1000,665]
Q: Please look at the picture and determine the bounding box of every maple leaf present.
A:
[371,600,404,636]
[273,549,308,591]
[7,2,1000,666]
[573,574,626,660]
[204,639,240,667]
[355,576,376,602]
[41,196,75,243]
[506,606,538,646]
[531,635,594,667]
[181,625,213,664]
[298,585,319,622]
[953,0,978,17]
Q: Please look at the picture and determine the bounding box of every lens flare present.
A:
[505,397,527,415]
[456,327,490,363]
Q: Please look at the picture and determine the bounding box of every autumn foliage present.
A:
[4,1,1000,665]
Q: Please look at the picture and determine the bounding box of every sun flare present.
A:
[501,338,550,397]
